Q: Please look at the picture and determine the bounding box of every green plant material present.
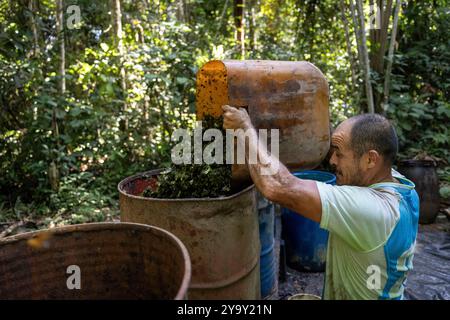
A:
[437,167,450,184]
[440,186,450,200]
[143,115,232,198]
[143,164,232,198]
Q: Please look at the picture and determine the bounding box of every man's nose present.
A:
[329,151,337,167]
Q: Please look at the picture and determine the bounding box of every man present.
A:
[222,105,419,300]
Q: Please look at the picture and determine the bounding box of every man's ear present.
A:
[367,150,380,169]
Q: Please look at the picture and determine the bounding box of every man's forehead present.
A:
[331,133,346,149]
[335,118,354,132]
[331,120,353,147]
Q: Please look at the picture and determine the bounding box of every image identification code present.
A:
[177,304,272,317]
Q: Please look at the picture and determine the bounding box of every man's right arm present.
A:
[222,105,323,223]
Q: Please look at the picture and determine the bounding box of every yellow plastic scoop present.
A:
[195,60,229,119]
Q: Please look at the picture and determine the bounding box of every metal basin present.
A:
[0,222,191,299]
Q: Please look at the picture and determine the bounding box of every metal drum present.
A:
[119,169,260,299]
[0,222,191,299]
[398,159,439,224]
[196,60,330,182]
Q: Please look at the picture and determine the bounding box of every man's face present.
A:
[329,120,364,186]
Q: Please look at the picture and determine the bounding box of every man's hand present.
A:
[222,105,253,130]
[221,106,322,223]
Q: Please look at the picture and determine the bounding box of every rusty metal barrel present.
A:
[0,222,191,300]
[398,159,440,224]
[196,60,330,182]
[119,169,260,299]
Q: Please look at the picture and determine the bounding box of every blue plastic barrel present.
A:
[281,170,336,272]
[257,192,277,299]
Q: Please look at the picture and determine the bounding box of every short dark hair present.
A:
[349,113,398,165]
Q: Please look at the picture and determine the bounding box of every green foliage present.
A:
[440,185,450,200]
[0,0,199,226]
[0,0,448,230]
[386,1,449,181]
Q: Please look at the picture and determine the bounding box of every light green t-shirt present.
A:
[316,171,419,300]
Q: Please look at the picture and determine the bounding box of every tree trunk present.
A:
[56,0,65,94]
[355,0,375,113]
[340,0,359,105]
[175,0,189,23]
[349,0,364,75]
[234,0,245,58]
[248,0,257,53]
[369,0,393,111]
[349,0,365,113]
[382,0,401,114]
[370,0,393,75]
[51,0,65,192]
[379,0,393,70]
[111,0,128,131]
[307,0,317,59]
[29,0,40,121]
[29,0,40,57]
[215,0,230,38]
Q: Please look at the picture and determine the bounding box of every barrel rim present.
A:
[0,222,192,300]
[292,170,336,184]
[118,169,255,202]
[288,293,322,300]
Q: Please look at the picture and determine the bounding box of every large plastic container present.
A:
[281,170,336,272]
[196,60,330,182]
[0,222,191,299]
[119,169,260,300]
